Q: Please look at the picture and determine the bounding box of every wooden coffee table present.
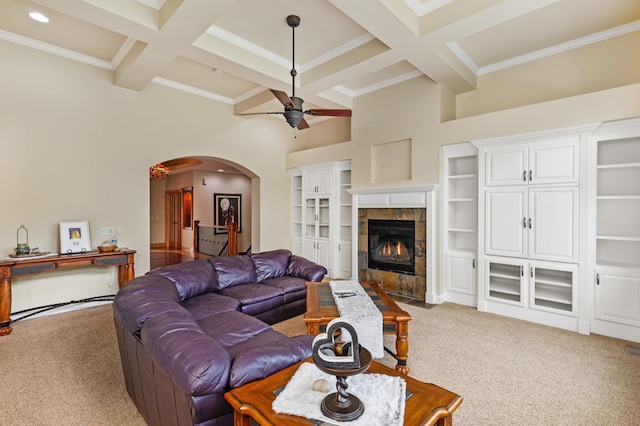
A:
[303,281,412,374]
[224,359,462,426]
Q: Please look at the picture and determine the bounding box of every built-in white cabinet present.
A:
[303,169,332,195]
[485,257,578,318]
[441,143,478,306]
[303,238,331,271]
[485,137,580,186]
[290,161,351,279]
[590,118,640,342]
[473,125,596,334]
[290,172,303,256]
[485,186,578,262]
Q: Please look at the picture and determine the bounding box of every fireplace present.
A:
[368,219,415,275]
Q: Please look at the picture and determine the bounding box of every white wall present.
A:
[0,41,295,314]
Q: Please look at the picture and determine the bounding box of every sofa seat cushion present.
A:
[181,292,241,321]
[261,276,306,294]
[209,255,257,290]
[198,310,271,348]
[281,288,307,304]
[218,284,285,316]
[229,335,314,388]
[250,249,291,282]
[146,259,217,301]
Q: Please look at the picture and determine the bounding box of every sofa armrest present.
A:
[286,255,327,282]
[229,335,313,387]
[140,310,231,396]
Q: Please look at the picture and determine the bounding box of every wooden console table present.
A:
[0,249,136,336]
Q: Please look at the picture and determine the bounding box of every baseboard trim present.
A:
[150,243,166,249]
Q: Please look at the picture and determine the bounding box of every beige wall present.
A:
[0,41,294,313]
[3,28,640,316]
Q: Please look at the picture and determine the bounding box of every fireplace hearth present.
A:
[368,219,415,275]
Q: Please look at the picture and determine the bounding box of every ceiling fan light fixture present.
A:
[284,110,304,128]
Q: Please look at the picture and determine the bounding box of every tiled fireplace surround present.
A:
[350,186,437,303]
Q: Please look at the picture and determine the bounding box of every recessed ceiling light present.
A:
[29,12,49,23]
[218,169,224,172]
[213,68,224,75]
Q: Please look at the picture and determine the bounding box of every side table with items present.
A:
[0,249,136,336]
[224,358,462,426]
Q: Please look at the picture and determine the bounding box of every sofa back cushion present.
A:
[250,249,291,282]
[209,255,257,290]
[146,258,218,302]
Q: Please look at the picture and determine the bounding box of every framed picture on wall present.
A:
[60,221,92,254]
[214,193,241,234]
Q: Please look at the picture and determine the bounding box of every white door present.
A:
[337,241,352,278]
[485,147,527,186]
[316,240,332,275]
[303,239,318,262]
[594,271,640,327]
[528,187,578,262]
[529,138,579,185]
[446,252,476,295]
[486,188,527,257]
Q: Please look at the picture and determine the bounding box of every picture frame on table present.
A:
[214,193,241,234]
[60,221,92,254]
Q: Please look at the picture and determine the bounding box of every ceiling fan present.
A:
[239,15,352,130]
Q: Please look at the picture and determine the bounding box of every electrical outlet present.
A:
[100,226,115,236]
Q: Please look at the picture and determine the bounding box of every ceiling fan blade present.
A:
[304,109,352,117]
[236,112,284,116]
[271,89,294,107]
[297,118,310,130]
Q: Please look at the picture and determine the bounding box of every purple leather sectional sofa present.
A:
[112,249,327,426]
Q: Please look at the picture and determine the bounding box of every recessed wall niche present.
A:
[371,139,412,183]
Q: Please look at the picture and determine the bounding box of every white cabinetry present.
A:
[485,186,578,262]
[486,258,578,314]
[441,143,478,306]
[486,138,579,186]
[290,171,303,256]
[474,126,595,333]
[303,169,332,195]
[590,118,640,342]
[290,161,351,280]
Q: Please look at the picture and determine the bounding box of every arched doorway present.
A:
[149,156,259,268]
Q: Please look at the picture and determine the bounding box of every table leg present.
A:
[395,320,409,374]
[118,253,136,289]
[233,412,251,426]
[0,276,13,336]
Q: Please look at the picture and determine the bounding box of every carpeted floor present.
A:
[1,302,639,425]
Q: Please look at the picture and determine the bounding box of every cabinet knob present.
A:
[529,170,532,182]
[523,171,527,182]
[472,259,476,268]
[523,218,527,228]
[528,218,532,229]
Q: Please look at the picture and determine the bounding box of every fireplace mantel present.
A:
[349,185,439,303]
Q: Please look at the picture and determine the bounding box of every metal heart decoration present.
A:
[312,318,361,369]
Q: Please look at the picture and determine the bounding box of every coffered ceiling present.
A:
[2,0,639,121]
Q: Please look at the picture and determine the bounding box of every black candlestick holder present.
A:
[315,346,372,421]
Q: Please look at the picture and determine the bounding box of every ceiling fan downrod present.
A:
[287,15,300,99]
